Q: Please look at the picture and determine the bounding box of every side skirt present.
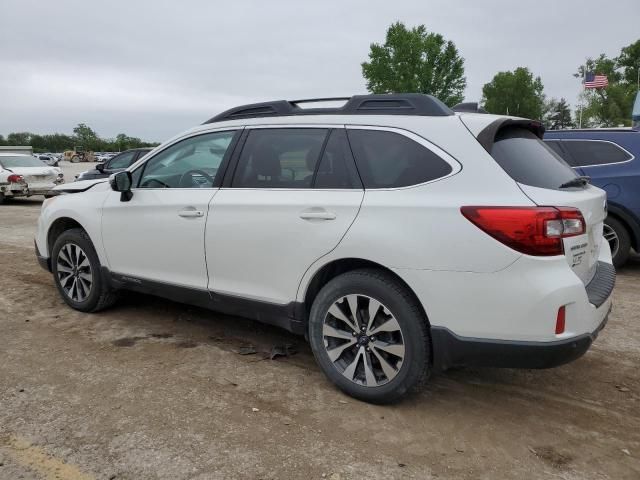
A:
[105,269,306,335]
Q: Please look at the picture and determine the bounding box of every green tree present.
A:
[361,22,466,106]
[617,39,640,85]
[576,41,639,127]
[544,97,573,129]
[481,67,545,119]
[72,123,99,150]
[0,134,5,146]
[6,132,32,145]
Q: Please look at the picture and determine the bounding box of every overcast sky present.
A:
[1,0,638,142]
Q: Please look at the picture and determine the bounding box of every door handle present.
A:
[178,209,204,218]
[299,210,336,221]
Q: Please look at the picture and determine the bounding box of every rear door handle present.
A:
[178,209,204,218]
[299,210,336,221]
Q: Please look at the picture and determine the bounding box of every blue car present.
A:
[544,128,640,267]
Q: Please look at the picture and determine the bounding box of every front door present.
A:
[206,127,364,304]
[101,130,239,289]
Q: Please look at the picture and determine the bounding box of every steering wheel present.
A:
[178,169,215,188]
[140,178,170,188]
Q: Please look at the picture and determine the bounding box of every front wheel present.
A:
[51,228,118,312]
[308,269,431,404]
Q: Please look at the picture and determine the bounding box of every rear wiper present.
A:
[559,176,590,189]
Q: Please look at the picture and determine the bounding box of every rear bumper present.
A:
[432,307,610,371]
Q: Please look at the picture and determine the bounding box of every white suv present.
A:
[35,94,615,403]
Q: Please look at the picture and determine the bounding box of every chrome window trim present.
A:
[545,138,635,168]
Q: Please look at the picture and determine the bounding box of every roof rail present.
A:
[452,102,488,114]
[204,94,454,124]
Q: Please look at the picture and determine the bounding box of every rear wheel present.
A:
[308,269,431,404]
[70,155,80,163]
[52,228,118,312]
[604,217,630,268]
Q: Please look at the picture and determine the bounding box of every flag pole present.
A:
[579,65,585,128]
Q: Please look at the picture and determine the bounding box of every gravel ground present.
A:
[0,163,639,479]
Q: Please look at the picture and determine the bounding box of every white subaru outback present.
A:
[35,94,614,403]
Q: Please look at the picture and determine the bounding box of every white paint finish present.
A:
[35,182,112,262]
[53,178,107,191]
[394,241,612,342]
[518,183,607,285]
[101,188,217,289]
[206,188,363,304]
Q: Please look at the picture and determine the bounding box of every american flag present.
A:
[584,72,608,89]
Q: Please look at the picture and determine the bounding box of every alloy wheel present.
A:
[56,243,93,302]
[322,294,405,387]
[603,223,619,260]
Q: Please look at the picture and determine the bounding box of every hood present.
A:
[53,178,107,192]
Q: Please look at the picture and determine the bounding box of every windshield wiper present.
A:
[559,176,590,189]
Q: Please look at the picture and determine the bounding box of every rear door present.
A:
[205,127,364,304]
[490,126,608,284]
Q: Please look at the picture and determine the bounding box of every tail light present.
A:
[7,174,25,184]
[460,206,586,256]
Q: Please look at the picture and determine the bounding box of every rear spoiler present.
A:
[475,118,545,153]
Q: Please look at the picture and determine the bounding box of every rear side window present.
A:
[346,129,452,188]
[544,140,578,166]
[232,128,328,188]
[562,140,632,167]
[491,127,577,189]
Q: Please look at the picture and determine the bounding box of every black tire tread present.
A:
[606,216,631,268]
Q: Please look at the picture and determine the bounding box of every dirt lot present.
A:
[1,166,639,479]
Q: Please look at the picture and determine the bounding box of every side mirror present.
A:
[110,171,133,201]
[96,163,105,173]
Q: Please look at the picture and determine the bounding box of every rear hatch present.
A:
[477,121,607,285]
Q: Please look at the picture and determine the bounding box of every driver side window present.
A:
[135,130,237,189]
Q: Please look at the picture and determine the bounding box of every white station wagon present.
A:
[35,95,614,403]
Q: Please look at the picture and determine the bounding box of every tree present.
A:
[361,22,466,106]
[576,40,639,127]
[72,123,99,150]
[617,39,640,85]
[543,97,573,129]
[481,67,545,119]
[6,132,31,145]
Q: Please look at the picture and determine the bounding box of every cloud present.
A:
[1,0,638,141]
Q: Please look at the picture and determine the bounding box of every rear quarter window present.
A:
[346,129,453,188]
[491,127,577,190]
[561,140,633,167]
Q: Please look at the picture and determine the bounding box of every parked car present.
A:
[75,148,152,181]
[35,94,614,403]
[0,153,64,203]
[34,153,60,167]
[544,128,640,267]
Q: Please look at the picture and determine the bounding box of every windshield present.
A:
[0,155,47,168]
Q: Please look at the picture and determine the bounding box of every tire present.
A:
[70,155,80,163]
[0,193,4,205]
[51,228,118,312]
[604,217,631,268]
[308,269,431,404]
